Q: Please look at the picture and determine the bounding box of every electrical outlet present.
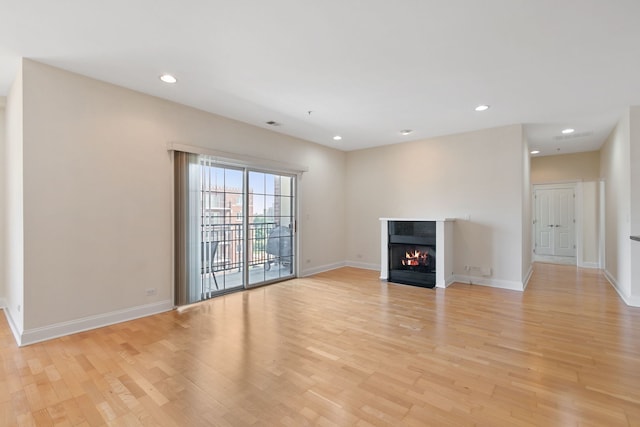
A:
[145,288,157,296]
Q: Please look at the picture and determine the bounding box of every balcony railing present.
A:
[201,221,289,273]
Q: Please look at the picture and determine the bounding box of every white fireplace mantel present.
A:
[380,218,455,288]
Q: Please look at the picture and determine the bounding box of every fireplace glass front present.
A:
[388,221,436,288]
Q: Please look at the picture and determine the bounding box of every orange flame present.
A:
[402,250,428,266]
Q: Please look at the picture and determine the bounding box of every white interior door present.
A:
[535,189,554,255]
[535,187,576,257]
[553,188,575,256]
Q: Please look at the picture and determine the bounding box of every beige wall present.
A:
[600,110,631,296]
[4,64,25,333]
[346,124,526,289]
[0,100,5,306]
[531,151,600,184]
[14,59,347,335]
[581,181,599,265]
[522,132,532,283]
[629,106,640,303]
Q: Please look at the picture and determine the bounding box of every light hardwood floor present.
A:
[1,263,640,426]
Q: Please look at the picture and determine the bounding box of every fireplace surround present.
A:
[380,218,454,288]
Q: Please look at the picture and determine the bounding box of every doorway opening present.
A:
[533,183,576,265]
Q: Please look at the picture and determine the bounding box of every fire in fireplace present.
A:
[391,244,435,273]
[402,249,429,267]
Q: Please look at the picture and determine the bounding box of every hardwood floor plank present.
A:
[1,263,640,425]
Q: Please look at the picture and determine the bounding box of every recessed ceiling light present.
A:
[400,129,413,136]
[562,128,575,134]
[475,105,490,112]
[530,150,540,154]
[159,74,177,84]
[333,135,342,141]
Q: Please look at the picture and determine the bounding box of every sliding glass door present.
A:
[175,153,296,305]
[247,171,296,287]
[200,160,245,297]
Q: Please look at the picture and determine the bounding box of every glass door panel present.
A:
[248,171,295,286]
[200,161,245,298]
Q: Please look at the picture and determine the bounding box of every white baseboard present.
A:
[533,254,576,265]
[453,274,524,291]
[603,270,640,307]
[345,260,379,271]
[522,265,533,290]
[18,300,174,347]
[603,269,618,287]
[0,298,6,309]
[301,262,346,277]
[446,274,456,287]
[3,307,22,347]
[435,274,456,288]
[578,261,600,269]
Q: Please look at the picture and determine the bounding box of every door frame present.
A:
[532,182,579,265]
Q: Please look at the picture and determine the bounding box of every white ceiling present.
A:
[1,1,640,155]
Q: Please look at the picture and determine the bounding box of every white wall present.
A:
[0,98,5,307]
[580,181,600,266]
[345,124,526,290]
[629,106,640,303]
[600,110,632,299]
[4,63,25,334]
[11,59,346,342]
[522,131,532,284]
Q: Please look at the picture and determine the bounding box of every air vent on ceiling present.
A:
[266,121,281,126]
[553,132,592,140]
